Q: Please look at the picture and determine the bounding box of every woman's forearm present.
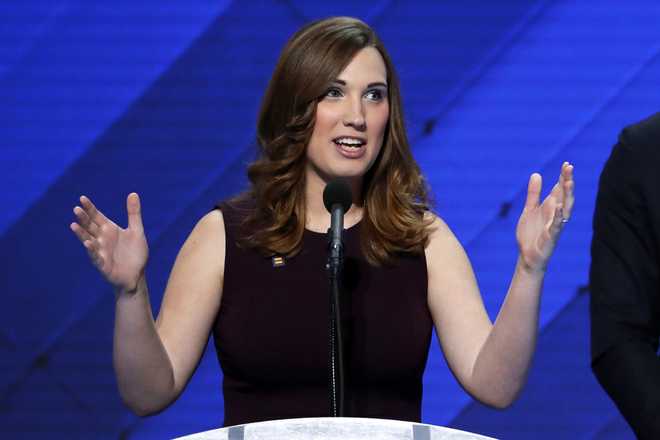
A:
[469,255,544,408]
[113,275,176,415]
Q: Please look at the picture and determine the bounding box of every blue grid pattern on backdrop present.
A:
[1,0,659,438]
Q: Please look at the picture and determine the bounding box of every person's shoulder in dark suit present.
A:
[590,111,660,440]
[618,112,660,158]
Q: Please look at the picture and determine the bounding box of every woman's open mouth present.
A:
[333,136,367,158]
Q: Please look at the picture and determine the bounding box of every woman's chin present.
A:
[306,161,371,187]
[326,170,366,183]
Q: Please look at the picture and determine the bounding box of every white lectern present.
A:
[174,417,496,440]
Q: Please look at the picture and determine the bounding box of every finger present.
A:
[540,192,559,230]
[550,204,565,232]
[545,178,563,202]
[552,162,568,203]
[524,173,542,210]
[89,246,106,271]
[561,163,575,219]
[550,181,562,200]
[82,237,100,255]
[126,193,144,232]
[94,252,106,271]
[70,222,93,243]
[91,253,103,270]
[73,206,99,237]
[98,256,106,271]
[83,239,101,267]
[558,163,567,202]
[542,182,564,221]
[80,195,109,228]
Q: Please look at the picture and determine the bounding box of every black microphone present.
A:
[323,179,352,261]
[322,179,352,418]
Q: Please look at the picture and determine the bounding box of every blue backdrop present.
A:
[1,0,659,438]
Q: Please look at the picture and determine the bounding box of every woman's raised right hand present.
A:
[70,193,149,292]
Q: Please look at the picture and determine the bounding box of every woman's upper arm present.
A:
[155,209,226,395]
[425,214,492,391]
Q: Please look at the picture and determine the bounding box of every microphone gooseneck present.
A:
[323,179,352,418]
[323,179,352,259]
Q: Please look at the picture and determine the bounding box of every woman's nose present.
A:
[342,97,366,130]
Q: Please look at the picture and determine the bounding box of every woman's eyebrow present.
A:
[331,79,388,88]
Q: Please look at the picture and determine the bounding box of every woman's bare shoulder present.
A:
[423,211,454,244]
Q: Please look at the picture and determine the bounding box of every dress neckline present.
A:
[304,220,362,237]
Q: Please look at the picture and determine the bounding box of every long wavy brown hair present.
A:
[235,16,433,266]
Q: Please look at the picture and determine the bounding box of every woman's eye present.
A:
[325,88,343,98]
[365,89,384,101]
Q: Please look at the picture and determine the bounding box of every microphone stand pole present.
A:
[327,204,346,417]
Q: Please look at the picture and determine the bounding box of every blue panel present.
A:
[287,0,392,22]
[0,366,124,439]
[375,0,545,140]
[0,0,231,235]
[0,1,70,75]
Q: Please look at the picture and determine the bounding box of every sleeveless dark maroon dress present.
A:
[213,200,433,427]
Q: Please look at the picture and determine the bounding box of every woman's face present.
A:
[305,47,390,190]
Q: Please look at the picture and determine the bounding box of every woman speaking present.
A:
[70,16,574,427]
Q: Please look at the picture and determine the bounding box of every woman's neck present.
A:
[304,173,364,233]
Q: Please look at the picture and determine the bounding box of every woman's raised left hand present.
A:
[516,162,574,274]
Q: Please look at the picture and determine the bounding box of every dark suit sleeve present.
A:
[590,125,660,440]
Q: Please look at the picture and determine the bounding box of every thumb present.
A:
[126,192,144,232]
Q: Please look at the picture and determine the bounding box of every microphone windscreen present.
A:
[323,179,352,214]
